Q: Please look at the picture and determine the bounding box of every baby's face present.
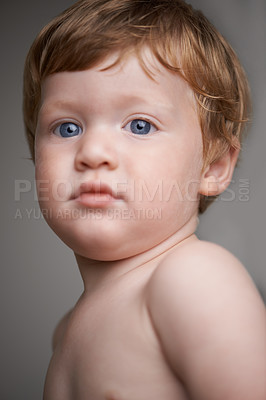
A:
[35,51,204,260]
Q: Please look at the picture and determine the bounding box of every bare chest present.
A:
[43,282,187,400]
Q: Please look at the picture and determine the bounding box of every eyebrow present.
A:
[39,100,77,114]
[39,94,175,118]
[114,94,174,111]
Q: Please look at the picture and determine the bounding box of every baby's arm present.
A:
[147,241,266,400]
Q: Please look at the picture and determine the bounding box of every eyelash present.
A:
[50,116,159,138]
[52,121,83,138]
[122,117,158,136]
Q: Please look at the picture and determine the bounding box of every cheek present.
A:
[35,141,70,180]
[127,155,202,218]
[35,147,70,206]
[35,140,52,179]
[161,142,203,207]
[35,155,55,197]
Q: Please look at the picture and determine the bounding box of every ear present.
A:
[199,147,240,197]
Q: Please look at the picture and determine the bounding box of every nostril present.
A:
[74,141,118,171]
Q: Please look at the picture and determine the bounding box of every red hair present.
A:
[23,0,250,212]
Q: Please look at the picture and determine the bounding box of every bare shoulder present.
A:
[147,238,262,303]
[146,239,266,400]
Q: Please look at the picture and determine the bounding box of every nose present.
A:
[74,125,119,171]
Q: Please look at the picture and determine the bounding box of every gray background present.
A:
[1,0,265,399]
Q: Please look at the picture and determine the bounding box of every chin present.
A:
[72,243,137,261]
[57,229,133,261]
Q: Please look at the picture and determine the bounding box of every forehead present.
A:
[40,50,196,118]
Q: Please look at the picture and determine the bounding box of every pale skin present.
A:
[35,52,266,400]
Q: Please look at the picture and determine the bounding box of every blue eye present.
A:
[124,119,157,135]
[54,122,82,137]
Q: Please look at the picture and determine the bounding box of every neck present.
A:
[75,213,199,294]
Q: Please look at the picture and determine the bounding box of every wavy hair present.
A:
[23,0,250,212]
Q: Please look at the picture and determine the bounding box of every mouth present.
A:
[74,181,123,208]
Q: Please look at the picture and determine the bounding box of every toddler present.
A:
[23,1,266,399]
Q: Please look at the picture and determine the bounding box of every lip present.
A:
[74,181,123,208]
